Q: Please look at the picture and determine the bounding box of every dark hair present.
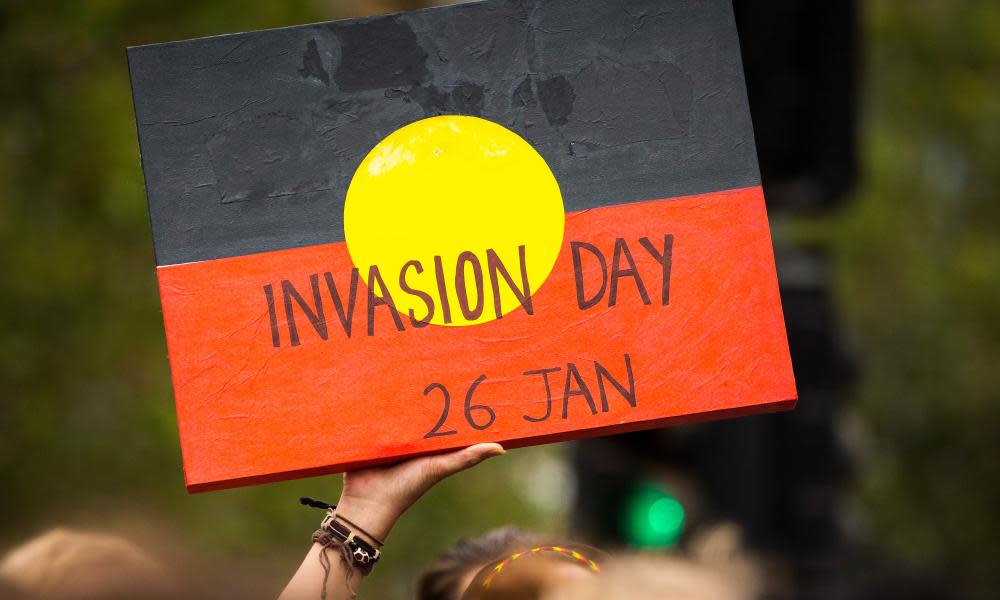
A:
[416,527,543,600]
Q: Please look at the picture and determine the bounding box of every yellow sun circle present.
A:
[344,115,564,327]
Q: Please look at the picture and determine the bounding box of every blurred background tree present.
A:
[0,0,997,597]
[835,0,1000,594]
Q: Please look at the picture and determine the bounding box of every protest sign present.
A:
[128,0,796,492]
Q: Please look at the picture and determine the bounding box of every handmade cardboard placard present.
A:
[128,0,796,492]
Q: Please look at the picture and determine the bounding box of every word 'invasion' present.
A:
[262,234,674,345]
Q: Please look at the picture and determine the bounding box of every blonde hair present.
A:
[0,528,173,599]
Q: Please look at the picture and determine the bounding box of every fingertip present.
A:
[475,442,505,457]
[463,443,505,465]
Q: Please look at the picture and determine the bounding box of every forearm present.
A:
[279,542,361,600]
[278,499,398,600]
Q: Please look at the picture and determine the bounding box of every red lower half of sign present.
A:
[157,186,796,492]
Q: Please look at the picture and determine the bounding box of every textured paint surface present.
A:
[129,0,795,492]
[157,187,795,491]
[128,0,758,266]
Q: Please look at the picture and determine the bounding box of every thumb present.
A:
[430,443,505,479]
[460,443,506,467]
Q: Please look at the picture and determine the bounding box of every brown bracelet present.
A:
[333,513,385,548]
[316,510,382,576]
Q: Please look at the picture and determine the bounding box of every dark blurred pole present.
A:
[571,2,858,599]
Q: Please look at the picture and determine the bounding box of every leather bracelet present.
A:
[335,513,386,548]
[316,510,381,576]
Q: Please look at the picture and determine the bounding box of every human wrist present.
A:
[333,494,400,543]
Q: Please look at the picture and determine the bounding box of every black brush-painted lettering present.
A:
[263,284,280,347]
[323,269,359,338]
[433,255,453,324]
[455,251,484,320]
[399,259,434,328]
[638,235,674,305]
[609,237,651,306]
[281,275,328,346]
[366,265,405,336]
[562,362,598,418]
[487,245,533,318]
[595,353,637,412]
[522,367,561,422]
[423,383,458,438]
[463,374,494,430]
[571,241,607,309]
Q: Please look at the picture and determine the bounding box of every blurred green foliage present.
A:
[832,0,1000,593]
[0,0,998,597]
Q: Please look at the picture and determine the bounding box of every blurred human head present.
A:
[416,527,544,600]
[0,528,173,600]
[418,528,608,600]
[541,554,753,600]
[544,522,762,600]
[460,545,604,600]
[424,522,761,600]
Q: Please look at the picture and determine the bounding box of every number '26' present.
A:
[423,375,496,438]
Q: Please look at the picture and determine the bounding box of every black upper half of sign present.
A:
[129,0,760,266]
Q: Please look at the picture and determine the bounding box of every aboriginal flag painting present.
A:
[129,0,796,492]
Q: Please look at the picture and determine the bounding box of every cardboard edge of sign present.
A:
[183,397,797,493]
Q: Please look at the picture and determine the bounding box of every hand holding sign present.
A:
[280,443,504,600]
[337,443,506,542]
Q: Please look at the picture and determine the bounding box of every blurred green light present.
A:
[622,482,685,548]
